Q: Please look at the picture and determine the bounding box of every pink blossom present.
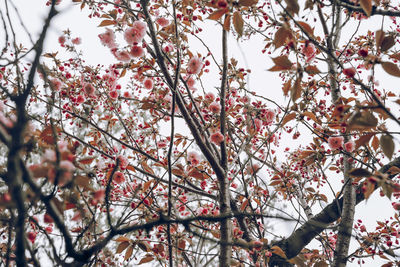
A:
[58,36,66,46]
[124,21,147,44]
[163,43,174,53]
[211,132,224,145]
[188,151,200,166]
[143,78,154,90]
[113,171,125,184]
[43,149,56,162]
[117,155,128,169]
[205,92,215,102]
[254,118,262,130]
[186,76,195,88]
[57,140,69,152]
[302,42,316,63]
[49,78,62,91]
[123,91,131,98]
[94,189,105,202]
[114,50,131,62]
[344,140,355,152]
[156,17,170,27]
[247,163,260,174]
[209,102,221,114]
[72,37,81,45]
[98,28,116,48]
[83,83,95,96]
[328,136,344,150]
[265,109,276,124]
[60,160,75,172]
[392,202,400,211]
[109,90,118,99]
[187,57,203,75]
[129,45,144,58]
[76,95,85,104]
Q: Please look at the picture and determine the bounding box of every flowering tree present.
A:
[2,0,400,266]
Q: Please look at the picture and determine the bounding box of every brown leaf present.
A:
[272,55,292,69]
[371,135,380,151]
[355,133,374,149]
[141,161,155,175]
[284,0,299,15]
[78,157,95,165]
[115,236,130,242]
[381,61,400,77]
[348,168,372,178]
[233,11,244,37]
[74,176,91,190]
[98,20,116,27]
[364,181,375,199]
[360,0,372,16]
[303,111,321,124]
[238,0,258,6]
[281,112,296,126]
[390,53,400,60]
[381,35,396,52]
[207,9,228,20]
[124,245,133,261]
[376,30,385,50]
[282,80,291,96]
[387,166,400,175]
[138,255,154,264]
[273,26,291,48]
[305,65,320,75]
[290,78,302,102]
[297,21,314,36]
[347,111,378,130]
[271,245,287,259]
[314,261,329,267]
[223,14,231,32]
[380,134,395,159]
[116,242,130,254]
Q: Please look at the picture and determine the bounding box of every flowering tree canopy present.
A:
[2,0,400,266]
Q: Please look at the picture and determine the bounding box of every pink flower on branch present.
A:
[211,132,224,145]
[99,28,116,48]
[328,136,344,150]
[129,45,144,58]
[124,21,147,44]
[187,57,203,75]
[344,140,355,152]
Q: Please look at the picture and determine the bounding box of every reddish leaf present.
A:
[281,112,296,126]
[381,36,396,52]
[290,78,302,102]
[371,135,380,151]
[272,55,292,69]
[282,80,291,96]
[376,30,385,50]
[284,0,299,15]
[115,236,130,242]
[238,0,258,6]
[273,26,292,48]
[297,21,314,36]
[124,245,133,261]
[348,168,372,178]
[271,245,287,259]
[116,242,130,254]
[138,255,154,264]
[141,161,155,175]
[305,65,320,75]
[355,133,374,149]
[223,14,231,32]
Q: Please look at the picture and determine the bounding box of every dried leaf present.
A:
[116,242,130,254]
[233,11,244,37]
[371,135,380,151]
[360,0,372,16]
[355,133,374,149]
[303,111,321,124]
[314,261,329,267]
[387,166,400,175]
[290,78,302,102]
[347,111,378,130]
[381,61,400,77]
[141,161,155,175]
[348,168,372,178]
[281,112,296,126]
[380,135,395,159]
[364,181,375,199]
[270,55,292,71]
[207,9,228,20]
[389,53,400,60]
[78,157,95,165]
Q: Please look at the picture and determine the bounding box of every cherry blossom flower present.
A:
[49,78,62,91]
[156,17,170,27]
[114,50,131,62]
[109,90,119,99]
[209,102,221,114]
[124,21,147,44]
[188,151,200,166]
[205,92,215,102]
[83,83,95,96]
[211,132,224,145]
[328,136,344,150]
[163,43,174,53]
[76,95,85,104]
[58,36,66,46]
[72,37,81,45]
[113,171,126,184]
[129,45,144,58]
[302,42,316,63]
[344,140,355,152]
[117,155,128,169]
[143,78,154,90]
[264,109,276,124]
[186,76,195,88]
[187,57,203,75]
[343,67,356,78]
[98,28,116,48]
